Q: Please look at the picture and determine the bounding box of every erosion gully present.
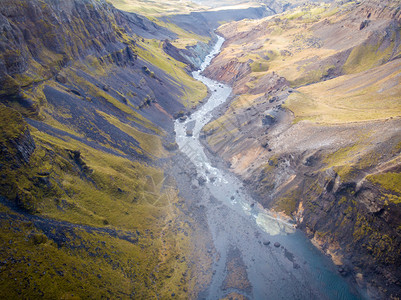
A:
[174,36,365,300]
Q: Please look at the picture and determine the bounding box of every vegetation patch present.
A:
[343,37,395,75]
[367,173,401,204]
[108,0,206,16]
[97,110,168,158]
[284,59,401,124]
[274,188,300,216]
[136,39,207,107]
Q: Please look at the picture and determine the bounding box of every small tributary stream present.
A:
[175,36,365,300]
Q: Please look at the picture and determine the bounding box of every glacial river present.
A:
[175,36,365,300]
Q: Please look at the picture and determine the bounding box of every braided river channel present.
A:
[174,36,366,300]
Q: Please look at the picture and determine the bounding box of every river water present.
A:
[175,36,365,300]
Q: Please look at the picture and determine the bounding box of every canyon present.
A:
[0,0,400,299]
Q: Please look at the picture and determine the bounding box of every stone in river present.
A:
[274,242,281,248]
[198,176,207,185]
[338,266,348,276]
[263,240,270,246]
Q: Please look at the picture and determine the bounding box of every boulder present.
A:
[262,114,275,126]
[197,176,207,186]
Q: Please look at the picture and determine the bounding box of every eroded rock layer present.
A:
[203,0,401,298]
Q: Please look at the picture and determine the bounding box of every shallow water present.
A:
[175,36,365,300]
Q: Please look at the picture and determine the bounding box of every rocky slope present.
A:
[0,0,218,298]
[202,0,401,298]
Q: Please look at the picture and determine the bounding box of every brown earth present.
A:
[202,0,401,298]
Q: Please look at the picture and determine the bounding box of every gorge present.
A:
[175,35,364,299]
[0,0,400,299]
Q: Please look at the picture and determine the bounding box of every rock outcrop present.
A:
[0,104,35,167]
[0,0,176,97]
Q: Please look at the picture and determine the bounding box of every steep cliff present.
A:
[203,0,401,298]
[158,4,278,69]
[0,0,215,298]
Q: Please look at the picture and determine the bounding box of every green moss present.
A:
[260,155,279,174]
[353,213,399,264]
[290,64,335,87]
[0,105,27,143]
[300,178,326,214]
[97,110,168,158]
[352,213,398,264]
[285,9,308,20]
[353,214,372,241]
[0,216,190,299]
[367,173,401,204]
[0,123,196,297]
[274,188,299,215]
[108,0,206,18]
[84,55,111,77]
[282,4,330,23]
[343,38,395,74]
[383,193,401,205]
[307,178,325,195]
[333,165,355,182]
[250,61,269,72]
[338,196,347,205]
[367,172,401,194]
[135,39,207,107]
[0,106,47,211]
[322,143,365,181]
[155,19,210,48]
[315,230,328,239]
[0,75,21,95]
[394,141,401,152]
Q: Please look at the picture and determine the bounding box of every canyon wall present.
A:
[203,0,401,298]
[0,0,215,298]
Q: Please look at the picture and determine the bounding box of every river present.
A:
[174,36,365,300]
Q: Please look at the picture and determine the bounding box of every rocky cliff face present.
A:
[163,38,218,70]
[0,0,215,298]
[0,105,38,211]
[203,0,401,298]
[159,5,279,69]
[0,0,181,100]
[355,0,401,22]
[0,105,35,166]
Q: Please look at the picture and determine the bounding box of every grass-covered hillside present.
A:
[109,0,208,16]
[202,0,401,297]
[0,0,215,297]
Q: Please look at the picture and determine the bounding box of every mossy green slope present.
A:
[0,0,213,298]
[0,103,207,298]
